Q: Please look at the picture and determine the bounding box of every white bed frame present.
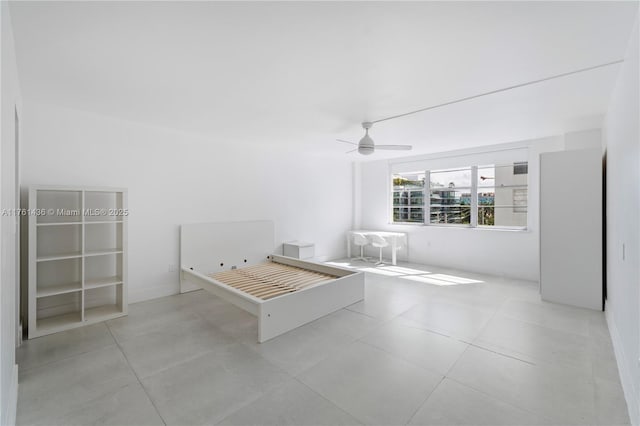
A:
[180,221,364,342]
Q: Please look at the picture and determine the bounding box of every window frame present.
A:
[390,163,528,230]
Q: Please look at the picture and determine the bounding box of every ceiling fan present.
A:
[337,122,412,155]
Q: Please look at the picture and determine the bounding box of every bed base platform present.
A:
[181,255,364,342]
[210,262,337,300]
[179,221,364,343]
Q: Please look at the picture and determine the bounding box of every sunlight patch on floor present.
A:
[428,274,483,284]
[360,267,404,276]
[325,261,358,269]
[401,274,483,286]
[378,266,430,275]
[326,260,483,286]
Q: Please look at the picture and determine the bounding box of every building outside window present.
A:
[392,172,425,223]
[429,168,472,225]
[391,162,528,228]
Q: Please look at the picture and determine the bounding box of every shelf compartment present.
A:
[36,190,82,224]
[85,221,123,225]
[37,257,82,297]
[85,254,122,288]
[36,312,83,334]
[37,252,83,262]
[84,284,124,322]
[85,222,123,253]
[84,191,125,222]
[85,276,123,289]
[37,284,82,298]
[84,249,123,257]
[37,221,83,227]
[36,223,82,260]
[84,305,124,322]
[36,292,82,333]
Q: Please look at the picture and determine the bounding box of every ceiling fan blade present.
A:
[375,145,413,150]
[336,139,358,146]
[345,148,358,154]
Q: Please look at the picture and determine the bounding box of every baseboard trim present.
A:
[2,364,18,426]
[606,304,639,425]
[128,281,178,304]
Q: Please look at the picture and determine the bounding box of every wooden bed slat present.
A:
[208,261,337,301]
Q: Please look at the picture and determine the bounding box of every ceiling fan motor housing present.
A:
[358,135,375,155]
[358,145,375,155]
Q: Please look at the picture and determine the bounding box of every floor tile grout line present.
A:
[470,328,597,373]
[391,320,456,339]
[106,313,239,380]
[349,301,497,378]
[404,375,446,426]
[348,308,405,342]
[465,342,538,366]
[18,341,117,376]
[105,321,167,426]
[291,343,352,379]
[241,303,399,380]
[344,306,379,320]
[62,382,146,423]
[447,294,542,370]
[114,295,302,426]
[234,327,345,380]
[347,299,419,324]
[355,338,459,380]
[17,324,116,375]
[443,375,560,424]
[342,283,510,381]
[443,318,592,426]
[445,338,602,424]
[312,335,456,423]
[442,339,474,379]
[464,295,503,349]
[491,308,595,340]
[214,381,294,426]
[132,347,223,382]
[291,376,367,425]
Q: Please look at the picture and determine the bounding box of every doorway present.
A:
[14,106,21,346]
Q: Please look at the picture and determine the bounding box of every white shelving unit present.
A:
[27,186,128,338]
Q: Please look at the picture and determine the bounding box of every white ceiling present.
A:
[9,1,639,159]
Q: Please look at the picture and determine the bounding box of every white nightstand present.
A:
[283,241,314,260]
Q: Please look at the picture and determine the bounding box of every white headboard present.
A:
[180,220,275,293]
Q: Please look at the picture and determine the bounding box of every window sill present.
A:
[388,222,530,233]
[472,226,530,233]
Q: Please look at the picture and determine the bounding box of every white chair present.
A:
[351,232,370,262]
[369,234,389,265]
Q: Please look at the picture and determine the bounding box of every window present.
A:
[391,162,528,229]
[477,164,527,227]
[429,167,471,225]
[392,172,425,223]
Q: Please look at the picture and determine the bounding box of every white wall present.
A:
[21,102,354,303]
[603,17,640,425]
[0,2,22,425]
[358,130,600,282]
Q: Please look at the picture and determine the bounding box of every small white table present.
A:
[346,230,407,266]
[283,241,314,260]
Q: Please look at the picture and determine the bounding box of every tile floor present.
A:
[16,260,629,425]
